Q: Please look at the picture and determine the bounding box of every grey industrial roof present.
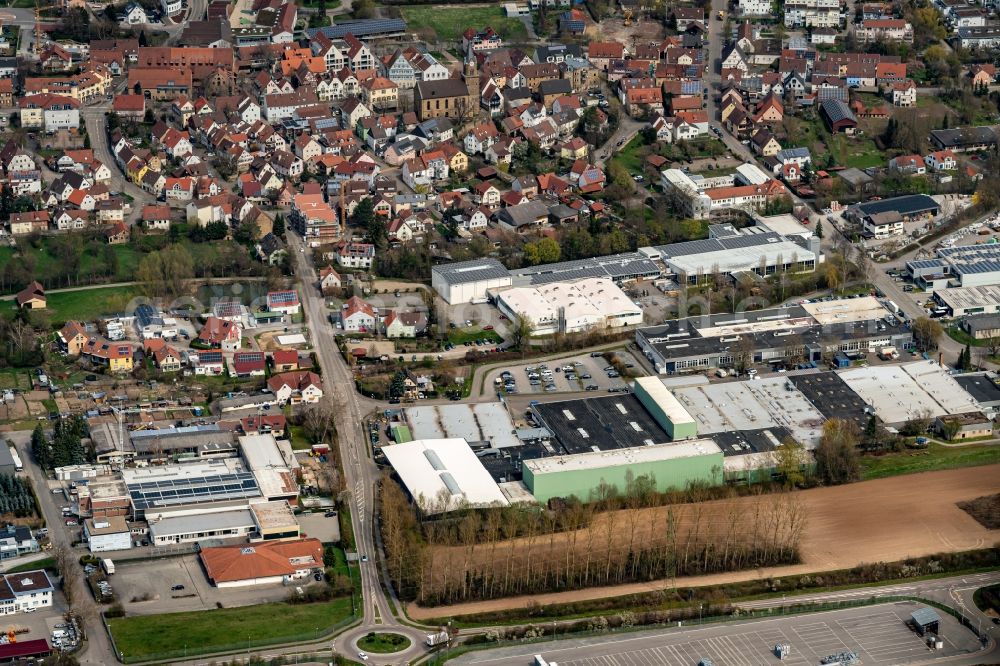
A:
[0,445,14,469]
[431,258,511,285]
[853,194,938,218]
[963,314,1000,334]
[510,251,661,286]
[789,372,870,428]
[148,509,255,538]
[305,18,407,39]
[910,607,941,626]
[954,373,1000,405]
[532,394,672,455]
[929,126,998,147]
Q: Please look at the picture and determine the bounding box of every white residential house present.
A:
[925,150,958,171]
[123,2,148,24]
[738,0,772,15]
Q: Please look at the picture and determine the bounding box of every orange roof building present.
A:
[200,538,323,587]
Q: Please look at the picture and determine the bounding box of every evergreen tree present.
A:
[272,213,286,238]
[815,220,824,239]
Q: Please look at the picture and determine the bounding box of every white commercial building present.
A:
[381,438,510,513]
[493,277,643,335]
[84,516,132,553]
[840,361,979,424]
[431,258,512,305]
[0,571,54,615]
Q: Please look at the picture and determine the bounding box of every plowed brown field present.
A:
[407,465,1000,620]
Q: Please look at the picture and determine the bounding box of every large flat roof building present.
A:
[640,228,818,283]
[492,277,643,335]
[509,252,660,287]
[636,296,910,375]
[431,258,512,305]
[122,459,261,519]
[935,285,1000,317]
[381,438,509,513]
[523,440,724,503]
[839,361,979,424]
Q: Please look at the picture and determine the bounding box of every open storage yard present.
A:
[409,465,1000,619]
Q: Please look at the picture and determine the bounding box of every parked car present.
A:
[170,584,185,591]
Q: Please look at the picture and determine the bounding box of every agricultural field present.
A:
[399,5,527,42]
[404,465,1000,617]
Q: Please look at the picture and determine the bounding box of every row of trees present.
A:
[30,417,90,471]
[381,476,806,606]
[0,472,37,517]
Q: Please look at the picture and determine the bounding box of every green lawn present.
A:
[612,134,648,174]
[1,285,140,323]
[860,442,1000,480]
[399,5,527,42]
[0,368,31,390]
[447,327,503,345]
[357,632,411,654]
[108,598,353,662]
[287,424,312,450]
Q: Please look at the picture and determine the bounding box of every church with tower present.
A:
[413,55,479,122]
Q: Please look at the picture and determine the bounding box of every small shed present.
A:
[910,607,940,636]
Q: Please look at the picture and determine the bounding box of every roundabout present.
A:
[338,625,428,664]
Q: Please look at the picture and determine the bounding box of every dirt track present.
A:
[406,465,1000,620]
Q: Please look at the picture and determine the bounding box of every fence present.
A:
[104,610,358,664]
[419,594,991,665]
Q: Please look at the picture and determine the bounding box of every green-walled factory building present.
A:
[522,440,724,503]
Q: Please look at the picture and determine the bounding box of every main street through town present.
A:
[288,233,430,664]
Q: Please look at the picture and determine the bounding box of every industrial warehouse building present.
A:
[381,438,510,513]
[846,194,940,232]
[492,277,643,335]
[636,296,910,374]
[430,222,824,304]
[909,244,1000,290]
[839,361,980,425]
[523,440,724,503]
[633,376,697,439]
[934,285,1000,317]
[431,258,512,305]
[640,223,818,284]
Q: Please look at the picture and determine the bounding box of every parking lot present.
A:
[454,602,981,666]
[112,555,294,614]
[483,351,641,397]
[297,511,341,543]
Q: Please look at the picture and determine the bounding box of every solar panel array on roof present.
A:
[908,259,947,269]
[213,301,245,318]
[821,99,857,124]
[432,258,511,285]
[654,231,785,259]
[305,18,407,39]
[127,471,260,512]
[510,252,660,286]
[854,194,938,218]
[267,291,299,305]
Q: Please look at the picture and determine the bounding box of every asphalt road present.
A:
[7,431,119,666]
[288,233,430,664]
